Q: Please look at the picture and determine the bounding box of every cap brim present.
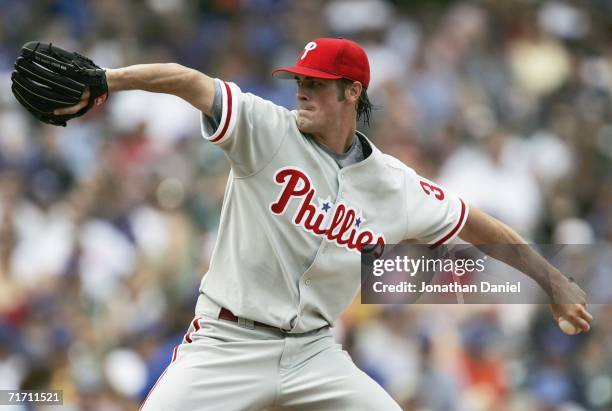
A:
[272,66,343,81]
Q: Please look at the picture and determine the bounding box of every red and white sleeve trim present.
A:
[200,79,239,145]
[430,199,469,249]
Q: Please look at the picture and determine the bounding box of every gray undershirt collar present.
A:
[312,134,365,169]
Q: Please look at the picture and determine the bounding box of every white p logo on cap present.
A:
[300,42,317,60]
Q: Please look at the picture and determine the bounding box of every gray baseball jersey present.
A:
[197,79,468,333]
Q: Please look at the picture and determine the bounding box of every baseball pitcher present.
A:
[11,38,593,410]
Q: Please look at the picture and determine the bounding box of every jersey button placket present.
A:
[304,279,311,286]
[337,172,345,202]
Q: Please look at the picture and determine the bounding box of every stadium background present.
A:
[0,0,611,410]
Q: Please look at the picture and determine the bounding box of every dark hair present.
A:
[336,79,373,127]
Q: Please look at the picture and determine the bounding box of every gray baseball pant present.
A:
[139,296,402,411]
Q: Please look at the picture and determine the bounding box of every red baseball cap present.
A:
[272,38,370,89]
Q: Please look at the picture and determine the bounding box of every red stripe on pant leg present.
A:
[139,339,184,410]
[193,317,201,331]
[183,317,195,343]
[184,317,202,344]
[138,367,168,411]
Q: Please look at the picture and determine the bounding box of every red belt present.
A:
[218,307,274,329]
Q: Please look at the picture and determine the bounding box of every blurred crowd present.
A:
[0,0,611,410]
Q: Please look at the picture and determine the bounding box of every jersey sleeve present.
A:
[403,168,469,246]
[200,78,292,177]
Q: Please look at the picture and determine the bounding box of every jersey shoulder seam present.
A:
[380,152,409,170]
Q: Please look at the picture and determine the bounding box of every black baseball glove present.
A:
[11,41,108,127]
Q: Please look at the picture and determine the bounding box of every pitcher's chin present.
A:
[296,115,312,133]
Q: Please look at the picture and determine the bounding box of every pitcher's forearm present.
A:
[105,64,215,114]
[484,238,563,297]
[106,64,191,93]
[459,207,563,297]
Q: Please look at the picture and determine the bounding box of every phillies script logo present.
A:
[269,168,385,254]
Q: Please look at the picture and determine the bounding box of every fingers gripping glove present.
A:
[11,41,108,127]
